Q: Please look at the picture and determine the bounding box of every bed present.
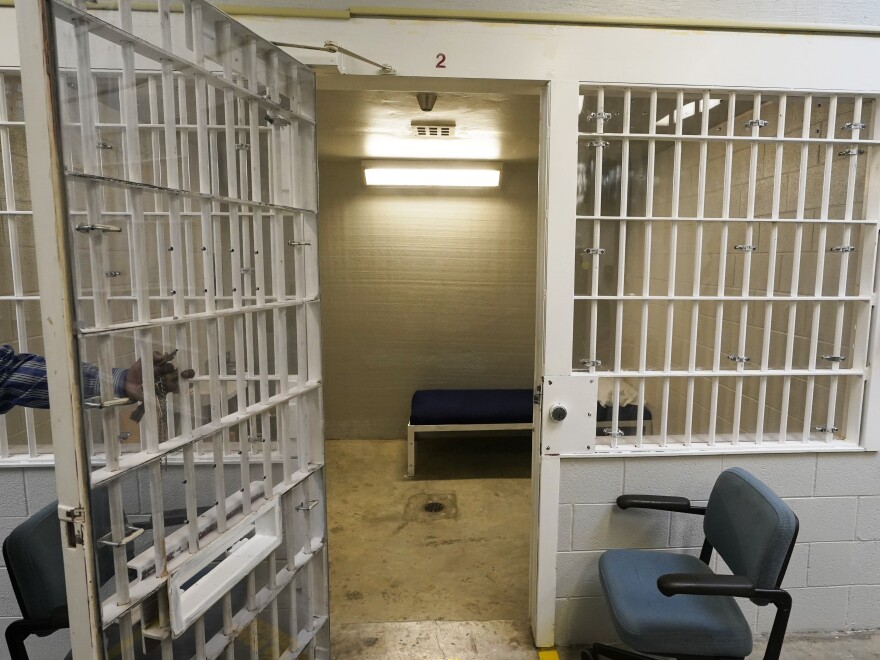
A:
[407,389,652,477]
[407,389,533,477]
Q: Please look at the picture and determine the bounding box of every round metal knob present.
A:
[549,404,567,422]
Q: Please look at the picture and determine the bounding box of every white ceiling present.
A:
[316,82,540,162]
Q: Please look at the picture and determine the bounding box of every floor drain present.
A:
[424,501,445,513]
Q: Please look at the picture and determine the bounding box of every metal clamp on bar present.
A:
[295,500,320,512]
[814,425,839,433]
[287,240,312,247]
[75,223,122,233]
[97,525,145,548]
[843,122,867,131]
[580,359,602,367]
[105,271,122,278]
[235,143,250,150]
[821,355,847,362]
[830,245,856,253]
[96,142,114,150]
[734,244,758,252]
[727,355,751,363]
[589,140,609,148]
[241,267,255,274]
[84,396,134,409]
[581,247,606,255]
[838,148,865,157]
[744,119,769,128]
[588,111,612,122]
[603,428,624,437]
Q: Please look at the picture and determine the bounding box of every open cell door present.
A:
[18,1,328,657]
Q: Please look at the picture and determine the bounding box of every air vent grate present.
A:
[410,120,456,137]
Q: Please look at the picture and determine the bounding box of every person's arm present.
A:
[0,344,128,413]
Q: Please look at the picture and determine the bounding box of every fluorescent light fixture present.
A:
[363,160,502,188]
[656,98,722,127]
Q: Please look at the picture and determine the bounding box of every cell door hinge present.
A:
[533,385,542,405]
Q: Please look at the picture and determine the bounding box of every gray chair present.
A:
[584,467,799,660]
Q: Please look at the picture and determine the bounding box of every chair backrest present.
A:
[3,488,115,621]
[2,500,67,621]
[703,467,799,590]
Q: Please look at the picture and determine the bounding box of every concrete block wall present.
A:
[554,452,880,645]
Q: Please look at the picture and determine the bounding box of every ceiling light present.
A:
[363,160,501,188]
[656,98,722,127]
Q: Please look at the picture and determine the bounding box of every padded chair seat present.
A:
[599,549,753,658]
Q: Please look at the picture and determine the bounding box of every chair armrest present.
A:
[657,573,756,597]
[5,611,70,660]
[616,495,707,515]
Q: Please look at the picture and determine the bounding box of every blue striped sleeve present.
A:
[0,345,130,413]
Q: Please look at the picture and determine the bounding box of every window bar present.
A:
[71,6,126,471]
[285,496,299,652]
[120,4,161,457]
[588,87,604,377]
[803,94,838,440]
[240,43,262,424]
[612,89,631,441]
[846,98,880,444]
[220,23,249,453]
[0,73,36,456]
[108,480,135,660]
[659,91,684,445]
[709,92,737,445]
[158,2,184,325]
[826,96,863,438]
[636,89,658,447]
[780,94,812,442]
[756,94,787,444]
[732,93,763,444]
[685,91,711,445]
[239,419,252,517]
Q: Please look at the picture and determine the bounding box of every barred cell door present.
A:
[18,1,327,658]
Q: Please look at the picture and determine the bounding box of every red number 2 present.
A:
[436,53,446,68]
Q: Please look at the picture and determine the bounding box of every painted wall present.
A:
[227,0,880,29]
[318,159,538,439]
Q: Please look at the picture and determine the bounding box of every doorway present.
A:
[313,80,542,628]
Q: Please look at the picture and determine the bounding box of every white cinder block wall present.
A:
[554,452,880,644]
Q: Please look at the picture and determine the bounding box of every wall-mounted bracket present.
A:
[830,245,856,253]
[581,247,606,255]
[744,119,769,128]
[727,354,750,363]
[734,244,758,252]
[838,148,865,157]
[588,111,612,122]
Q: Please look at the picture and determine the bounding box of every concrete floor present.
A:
[559,631,880,659]
[325,437,532,624]
[323,438,880,659]
[330,621,880,660]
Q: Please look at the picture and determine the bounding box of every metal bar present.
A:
[803,95,838,440]
[826,97,863,438]
[611,89,631,439]
[51,1,315,126]
[636,89,657,447]
[756,94,786,444]
[709,91,737,446]
[588,88,604,377]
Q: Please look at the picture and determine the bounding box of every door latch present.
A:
[59,505,86,547]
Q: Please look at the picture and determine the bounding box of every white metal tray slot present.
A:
[168,499,282,635]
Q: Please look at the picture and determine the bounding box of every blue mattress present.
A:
[409,389,652,426]
[410,389,534,426]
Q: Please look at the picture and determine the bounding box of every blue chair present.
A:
[584,467,799,660]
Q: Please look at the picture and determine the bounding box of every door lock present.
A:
[549,404,568,422]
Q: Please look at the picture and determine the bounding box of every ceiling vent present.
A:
[410,120,456,137]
